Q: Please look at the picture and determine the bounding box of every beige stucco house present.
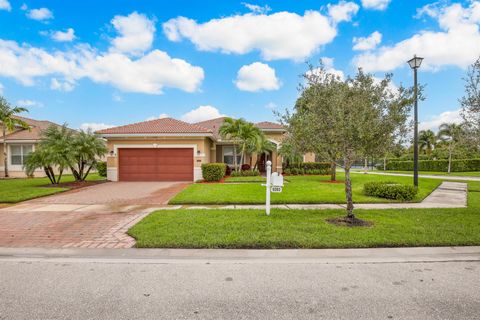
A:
[96,117,315,182]
[0,116,64,178]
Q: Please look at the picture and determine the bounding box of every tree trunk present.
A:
[57,168,64,184]
[364,157,368,174]
[344,159,355,220]
[3,126,8,178]
[383,157,387,171]
[44,167,54,184]
[239,144,245,171]
[448,145,452,174]
[330,161,336,181]
[82,165,93,181]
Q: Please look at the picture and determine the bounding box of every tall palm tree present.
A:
[438,123,464,173]
[247,133,276,170]
[0,96,30,177]
[238,122,262,168]
[418,129,436,157]
[219,118,245,171]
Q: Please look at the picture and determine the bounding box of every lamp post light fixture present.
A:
[407,55,423,187]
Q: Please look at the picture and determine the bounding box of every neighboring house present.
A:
[0,116,63,178]
[96,117,315,182]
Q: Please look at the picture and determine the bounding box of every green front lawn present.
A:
[372,170,480,177]
[170,173,441,205]
[129,181,480,249]
[0,174,105,203]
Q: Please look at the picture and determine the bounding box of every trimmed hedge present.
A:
[379,159,480,172]
[364,181,417,201]
[97,161,107,177]
[201,163,226,182]
[231,169,261,177]
[284,162,331,175]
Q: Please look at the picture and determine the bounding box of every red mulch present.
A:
[326,217,374,227]
[199,178,225,184]
[44,180,107,189]
[321,180,345,184]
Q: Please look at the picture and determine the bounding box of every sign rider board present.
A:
[262,161,284,215]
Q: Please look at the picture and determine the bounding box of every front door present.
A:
[258,153,270,173]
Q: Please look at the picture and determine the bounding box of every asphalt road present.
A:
[1,257,479,319]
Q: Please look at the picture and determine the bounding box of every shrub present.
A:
[284,162,331,175]
[231,169,260,177]
[202,163,226,182]
[97,161,107,177]
[283,168,291,175]
[364,181,417,201]
[241,164,251,171]
[380,159,480,172]
[225,165,232,176]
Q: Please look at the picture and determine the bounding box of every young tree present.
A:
[219,118,246,171]
[461,57,480,149]
[0,96,30,177]
[284,66,415,223]
[248,134,276,170]
[437,123,465,173]
[418,129,437,157]
[237,122,262,169]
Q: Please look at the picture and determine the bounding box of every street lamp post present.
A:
[407,55,424,188]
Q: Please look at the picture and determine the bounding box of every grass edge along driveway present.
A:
[129,181,480,249]
[0,174,105,203]
[170,173,441,205]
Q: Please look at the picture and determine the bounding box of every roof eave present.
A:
[98,133,213,138]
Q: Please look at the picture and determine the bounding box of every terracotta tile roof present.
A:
[95,117,213,135]
[255,121,286,130]
[2,116,63,141]
[194,117,228,140]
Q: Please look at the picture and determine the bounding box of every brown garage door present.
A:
[118,148,193,181]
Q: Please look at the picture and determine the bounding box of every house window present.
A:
[10,145,33,165]
[223,146,242,166]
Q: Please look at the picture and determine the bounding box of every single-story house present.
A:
[0,116,64,178]
[96,117,314,182]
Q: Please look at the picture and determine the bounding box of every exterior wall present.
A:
[104,137,211,181]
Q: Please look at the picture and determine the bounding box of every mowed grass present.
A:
[0,173,104,203]
[373,170,480,177]
[129,181,480,249]
[170,173,441,205]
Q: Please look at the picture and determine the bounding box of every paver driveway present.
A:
[0,181,189,248]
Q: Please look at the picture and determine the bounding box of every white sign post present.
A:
[265,161,272,216]
[263,160,284,216]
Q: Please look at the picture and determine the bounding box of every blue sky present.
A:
[0,0,478,131]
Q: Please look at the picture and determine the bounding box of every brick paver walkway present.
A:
[0,181,189,248]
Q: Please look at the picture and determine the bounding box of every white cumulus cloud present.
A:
[146,113,169,121]
[0,0,11,11]
[354,1,480,72]
[235,62,280,92]
[327,1,359,23]
[111,12,155,56]
[419,109,463,132]
[16,99,43,108]
[181,105,225,123]
[0,83,4,94]
[242,2,271,14]
[51,28,75,42]
[163,9,346,61]
[80,122,116,132]
[353,31,382,51]
[0,12,204,95]
[27,7,53,21]
[361,0,391,11]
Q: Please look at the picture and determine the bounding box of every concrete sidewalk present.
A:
[0,246,479,264]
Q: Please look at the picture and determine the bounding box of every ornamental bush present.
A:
[378,159,480,172]
[363,181,417,201]
[97,161,107,177]
[284,162,331,175]
[230,169,261,177]
[241,164,251,171]
[201,163,226,182]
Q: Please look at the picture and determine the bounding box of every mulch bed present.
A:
[326,217,374,227]
[199,178,225,184]
[43,180,107,189]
